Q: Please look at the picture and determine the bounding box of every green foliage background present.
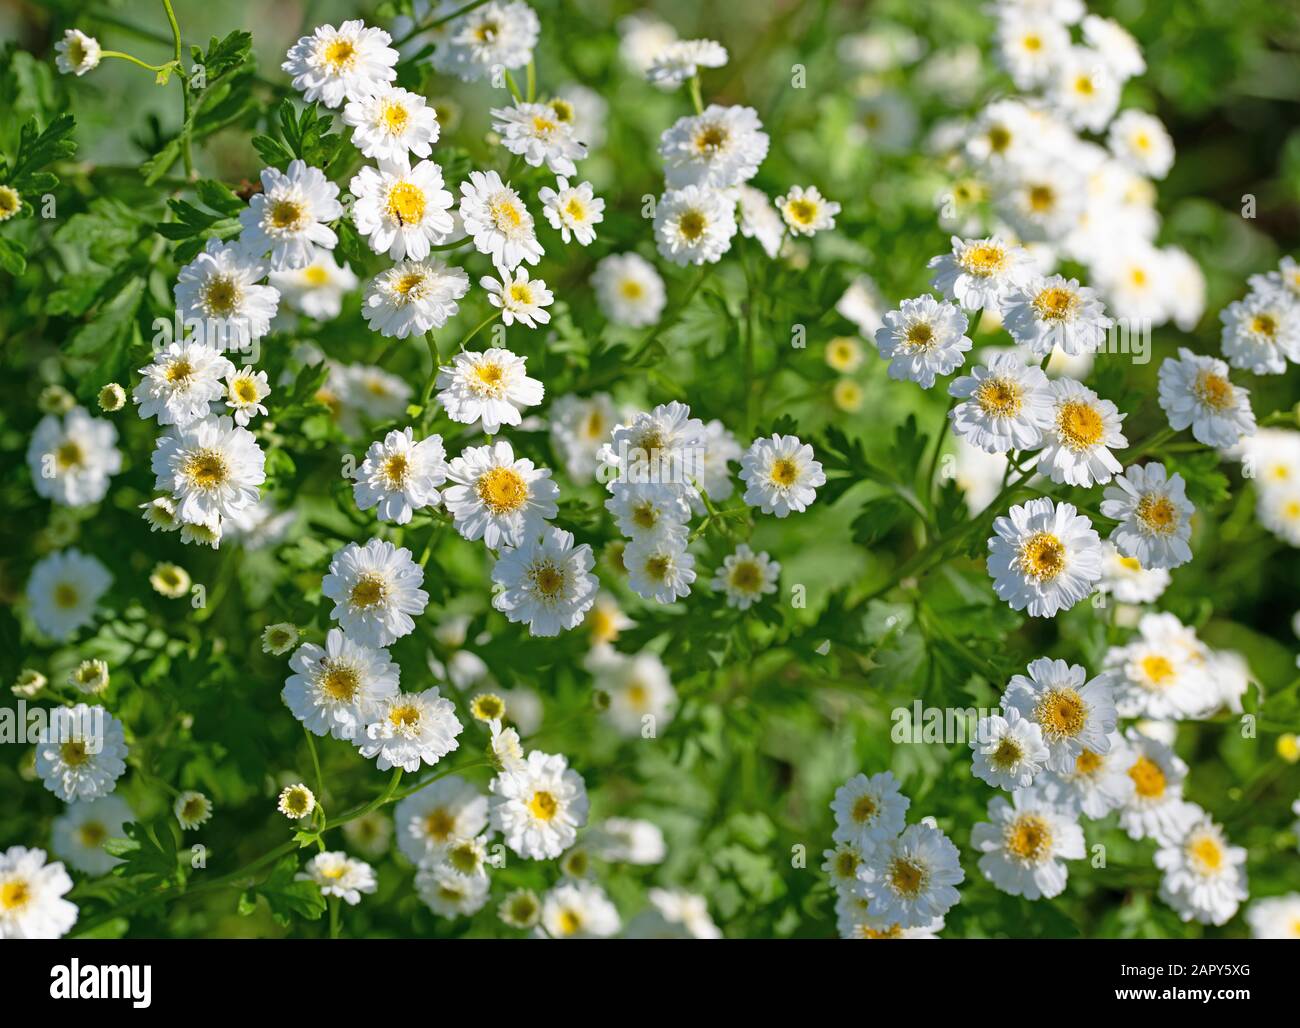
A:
[1,0,1298,938]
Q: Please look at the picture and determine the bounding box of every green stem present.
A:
[688,74,704,115]
[304,726,324,800]
[393,0,491,48]
[99,50,174,73]
[160,0,194,178]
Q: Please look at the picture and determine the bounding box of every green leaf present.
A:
[242,855,326,926]
[0,236,26,275]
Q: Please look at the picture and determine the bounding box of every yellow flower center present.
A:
[1075,749,1104,775]
[975,377,1023,417]
[1033,286,1080,322]
[730,561,763,592]
[1005,814,1053,861]
[304,265,331,286]
[903,322,935,351]
[558,909,582,935]
[508,282,535,306]
[1027,184,1056,213]
[424,808,455,841]
[678,209,708,240]
[1017,532,1066,582]
[320,662,360,702]
[990,737,1024,771]
[476,466,528,514]
[233,378,260,403]
[1055,400,1105,450]
[166,358,195,383]
[183,449,230,489]
[1,879,31,911]
[786,199,817,225]
[269,198,305,231]
[1188,834,1223,873]
[349,572,388,610]
[852,794,878,823]
[323,38,356,70]
[202,275,240,317]
[1136,494,1177,535]
[987,125,1012,152]
[389,703,422,731]
[693,124,729,154]
[887,857,928,897]
[529,561,566,598]
[769,457,799,487]
[1250,313,1277,338]
[55,440,84,470]
[381,453,409,488]
[382,102,409,133]
[1193,370,1234,411]
[1034,687,1086,741]
[1128,755,1167,798]
[54,583,80,608]
[618,279,644,300]
[78,822,107,847]
[960,244,1008,276]
[61,741,90,767]
[386,182,426,226]
[528,790,558,821]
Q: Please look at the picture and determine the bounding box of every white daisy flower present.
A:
[1100,462,1194,570]
[970,708,1050,791]
[54,28,101,76]
[362,258,469,339]
[1001,657,1117,775]
[151,414,265,527]
[659,104,769,190]
[823,840,868,892]
[548,393,621,480]
[416,859,490,918]
[26,406,121,507]
[26,550,111,640]
[283,627,401,741]
[296,852,377,904]
[949,352,1055,454]
[1257,484,1300,546]
[625,888,721,939]
[141,496,180,532]
[1102,612,1217,721]
[270,253,359,320]
[1219,287,1300,375]
[435,348,543,435]
[541,881,621,938]
[443,440,559,549]
[1157,348,1256,449]
[739,433,826,517]
[481,266,554,328]
[583,591,635,647]
[997,160,1086,245]
[736,184,785,258]
[277,784,316,820]
[776,184,839,237]
[1116,728,1198,843]
[34,704,126,802]
[587,649,677,736]
[712,544,780,610]
[1038,378,1127,487]
[488,718,526,773]
[223,367,270,427]
[854,822,964,929]
[238,160,342,271]
[351,427,446,525]
[964,99,1035,169]
[457,169,543,270]
[173,791,212,830]
[1093,240,1175,324]
[263,623,299,656]
[618,12,677,74]
[51,796,132,875]
[1107,109,1174,179]
[928,236,1032,312]
[282,20,397,108]
[694,418,743,505]
[321,539,428,647]
[591,253,666,327]
[995,12,1069,89]
[490,749,589,860]
[598,400,707,496]
[174,239,280,350]
[1248,255,1300,301]
[0,847,77,939]
[830,771,910,854]
[1049,48,1121,132]
[537,177,604,245]
[1039,732,1135,819]
[604,483,690,543]
[359,688,462,772]
[133,340,235,428]
[342,86,440,162]
[654,184,737,266]
[1246,894,1300,939]
[1001,275,1112,357]
[433,0,539,83]
[972,790,1085,900]
[69,659,109,695]
[1096,544,1170,605]
[646,38,728,89]
[395,776,489,862]
[351,157,455,261]
[1156,815,1248,926]
[1081,14,1145,81]
[491,101,587,177]
[179,513,223,549]
[623,536,696,603]
[1238,427,1300,491]
[874,295,972,388]
[587,818,667,865]
[491,526,598,637]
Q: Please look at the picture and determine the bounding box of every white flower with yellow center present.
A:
[1103,612,1217,721]
[1157,348,1256,449]
[362,258,469,339]
[712,543,780,610]
[874,294,972,388]
[823,840,867,893]
[1001,657,1117,775]
[598,401,707,500]
[965,99,1034,169]
[0,184,20,222]
[394,776,489,863]
[343,86,440,161]
[1093,240,1173,323]
[433,0,539,83]
[998,161,1087,245]
[27,406,122,507]
[283,627,400,741]
[134,340,235,428]
[270,252,358,320]
[776,184,839,237]
[970,708,1050,791]
[435,348,543,435]
[623,536,696,604]
[54,29,101,76]
[654,184,738,266]
[174,239,280,350]
[172,791,212,831]
[296,851,377,904]
[490,749,589,860]
[853,822,964,929]
[1156,814,1248,926]
[541,881,621,938]
[282,20,397,108]
[351,157,455,261]
[179,513,223,550]
[51,796,132,876]
[1038,378,1127,487]
[538,177,604,245]
[491,526,598,637]
[151,414,266,527]
[1258,483,1300,546]
[457,170,543,270]
[499,887,543,929]
[1248,255,1300,303]
[693,418,743,507]
[591,252,666,327]
[1002,274,1112,357]
[1107,110,1174,179]
[995,12,1069,89]
[491,100,588,177]
[1081,13,1146,81]
[949,352,1055,454]
[1096,544,1170,605]
[929,235,1031,311]
[583,591,635,647]
[360,688,462,772]
[262,622,299,656]
[646,38,728,89]
[1246,894,1300,939]
[739,433,826,517]
[488,718,526,773]
[659,104,769,189]
[321,538,429,647]
[829,770,909,853]
[69,659,109,695]
[26,549,112,641]
[277,783,316,820]
[0,847,77,939]
[1219,286,1300,375]
[1049,47,1121,132]
[1101,462,1194,570]
[1116,728,1198,843]
[416,859,491,918]
[35,704,126,802]
[443,440,559,549]
[972,790,1085,900]
[587,648,677,736]
[1039,732,1135,819]
[351,427,446,525]
[605,483,690,544]
[736,184,786,257]
[238,160,342,271]
[223,367,270,427]
[481,266,554,328]
[548,392,621,480]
